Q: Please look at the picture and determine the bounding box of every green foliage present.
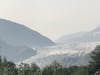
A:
[0,57,18,75]
[0,45,100,75]
[42,61,64,75]
[18,63,40,75]
[89,45,100,75]
[71,66,89,75]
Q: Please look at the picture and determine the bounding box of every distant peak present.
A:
[92,25,100,32]
[0,18,10,22]
[0,18,55,47]
[0,18,19,24]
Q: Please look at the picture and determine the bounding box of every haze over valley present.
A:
[0,19,100,67]
[0,0,100,75]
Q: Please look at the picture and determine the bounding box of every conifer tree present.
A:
[89,45,100,75]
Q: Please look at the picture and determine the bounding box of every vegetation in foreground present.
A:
[0,45,100,75]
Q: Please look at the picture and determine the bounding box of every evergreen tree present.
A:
[89,45,100,75]
[71,66,89,75]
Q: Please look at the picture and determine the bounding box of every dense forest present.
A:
[0,45,100,75]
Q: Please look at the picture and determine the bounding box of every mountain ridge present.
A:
[57,25,100,44]
[0,19,55,47]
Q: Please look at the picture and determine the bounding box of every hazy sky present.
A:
[0,0,100,40]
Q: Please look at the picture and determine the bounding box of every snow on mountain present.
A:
[0,19,100,67]
[21,42,100,67]
[57,26,100,44]
[0,19,55,48]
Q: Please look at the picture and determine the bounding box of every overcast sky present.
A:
[0,0,100,40]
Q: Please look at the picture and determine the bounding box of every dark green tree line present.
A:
[0,45,100,75]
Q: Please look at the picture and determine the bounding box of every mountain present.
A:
[57,26,100,44]
[21,26,100,67]
[23,42,99,67]
[0,19,55,48]
[0,38,37,62]
[0,19,55,62]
